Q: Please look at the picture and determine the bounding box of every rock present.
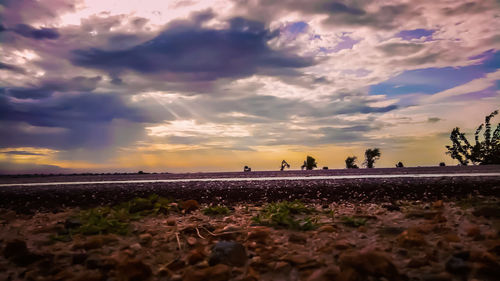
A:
[445,256,471,276]
[116,257,152,281]
[188,248,206,265]
[167,258,187,271]
[307,265,340,281]
[182,264,231,281]
[333,239,352,250]
[382,204,401,211]
[443,233,460,243]
[377,226,405,236]
[339,250,405,281]
[421,272,452,281]
[247,227,270,243]
[73,234,118,250]
[209,264,231,281]
[180,200,200,213]
[187,237,197,246]
[289,233,307,244]
[130,243,142,252]
[466,225,481,237]
[64,217,82,229]
[397,229,426,248]
[432,200,444,208]
[407,257,429,268]
[406,211,440,219]
[282,254,309,265]
[209,241,247,267]
[167,218,177,226]
[139,233,153,245]
[72,252,88,265]
[317,225,336,233]
[3,239,28,259]
[70,270,104,281]
[3,239,43,266]
[473,206,500,218]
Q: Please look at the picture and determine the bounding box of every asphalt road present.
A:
[1,166,500,213]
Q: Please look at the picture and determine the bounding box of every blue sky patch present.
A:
[370,50,500,96]
[397,29,434,41]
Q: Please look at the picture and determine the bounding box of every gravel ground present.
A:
[1,173,499,213]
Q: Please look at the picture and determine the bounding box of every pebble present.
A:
[139,233,153,245]
[167,218,177,226]
[209,241,248,267]
[317,225,336,233]
[397,229,427,248]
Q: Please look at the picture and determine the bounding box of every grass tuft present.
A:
[341,216,367,227]
[202,205,231,216]
[252,200,317,231]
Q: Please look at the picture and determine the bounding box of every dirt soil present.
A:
[1,197,500,281]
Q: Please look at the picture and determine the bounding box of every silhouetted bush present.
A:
[345,156,359,169]
[301,156,317,170]
[446,110,500,165]
[395,162,404,168]
[364,148,381,168]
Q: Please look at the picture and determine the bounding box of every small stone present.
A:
[333,239,352,250]
[130,243,142,252]
[187,237,197,246]
[421,272,452,281]
[247,227,270,243]
[209,241,247,267]
[382,204,401,211]
[289,233,307,244]
[317,225,336,233]
[339,250,404,281]
[167,218,177,226]
[397,229,426,248]
[307,265,340,281]
[473,206,500,218]
[466,225,481,237]
[432,200,444,208]
[209,264,231,280]
[445,256,471,276]
[139,233,153,245]
[180,200,200,213]
[407,257,429,268]
[167,258,186,271]
[3,239,43,266]
[64,217,82,229]
[187,248,206,265]
[116,257,152,281]
[443,233,460,243]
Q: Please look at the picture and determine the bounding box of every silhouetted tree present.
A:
[364,148,381,168]
[446,110,500,165]
[395,162,404,168]
[280,160,290,171]
[301,156,317,170]
[345,156,359,169]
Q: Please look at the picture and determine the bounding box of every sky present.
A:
[0,0,499,174]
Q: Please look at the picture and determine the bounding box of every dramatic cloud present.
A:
[71,17,315,81]
[0,0,499,172]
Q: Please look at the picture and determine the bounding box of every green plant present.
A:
[252,200,317,231]
[341,216,367,227]
[364,148,381,168]
[446,110,500,165]
[202,205,231,216]
[64,194,173,237]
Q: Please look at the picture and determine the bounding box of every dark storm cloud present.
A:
[232,0,420,29]
[2,76,102,99]
[0,61,25,73]
[71,17,315,81]
[0,92,154,149]
[0,0,77,26]
[2,151,44,156]
[10,24,60,40]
